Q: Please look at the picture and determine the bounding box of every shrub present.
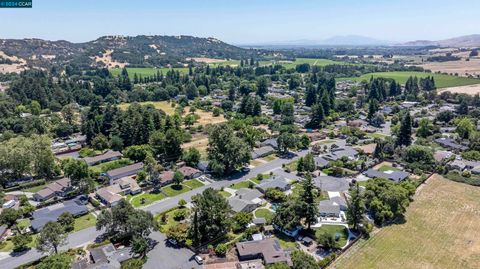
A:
[215,243,228,257]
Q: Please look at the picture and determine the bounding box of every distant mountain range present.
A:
[0,35,258,69]
[398,34,480,47]
[242,34,480,48]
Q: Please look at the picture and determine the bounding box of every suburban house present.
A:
[256,176,291,193]
[83,150,123,166]
[228,188,263,213]
[106,162,144,182]
[159,171,175,186]
[434,150,455,163]
[314,156,329,169]
[33,178,74,202]
[434,137,468,151]
[197,161,210,173]
[252,146,276,159]
[72,243,133,269]
[363,168,410,183]
[318,200,341,218]
[31,197,88,231]
[318,195,347,219]
[177,166,202,179]
[260,138,278,149]
[323,147,358,161]
[448,159,480,173]
[95,176,141,207]
[236,239,292,266]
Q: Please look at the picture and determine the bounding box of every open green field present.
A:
[260,58,351,69]
[339,71,480,88]
[118,101,176,114]
[110,67,189,77]
[333,174,480,269]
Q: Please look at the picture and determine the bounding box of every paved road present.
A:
[1,227,103,269]
[3,150,308,269]
[143,150,308,214]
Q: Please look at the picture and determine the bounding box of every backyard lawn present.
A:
[275,232,297,249]
[130,192,166,207]
[315,224,349,248]
[73,213,97,232]
[254,208,274,222]
[21,184,47,193]
[89,158,133,173]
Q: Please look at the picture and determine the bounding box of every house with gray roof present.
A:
[318,200,341,218]
[236,239,291,266]
[323,147,358,161]
[434,138,468,151]
[252,146,275,159]
[31,197,88,231]
[314,156,329,169]
[228,188,263,213]
[256,176,290,193]
[83,150,122,166]
[260,138,278,149]
[106,162,144,182]
[363,168,410,183]
[33,178,74,202]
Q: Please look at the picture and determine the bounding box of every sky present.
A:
[0,0,479,44]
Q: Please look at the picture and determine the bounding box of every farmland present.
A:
[339,71,480,88]
[332,174,480,269]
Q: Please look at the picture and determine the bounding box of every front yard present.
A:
[73,213,97,232]
[131,192,167,207]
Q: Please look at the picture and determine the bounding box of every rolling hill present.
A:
[399,34,480,47]
[0,35,260,70]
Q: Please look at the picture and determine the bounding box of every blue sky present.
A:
[0,0,479,43]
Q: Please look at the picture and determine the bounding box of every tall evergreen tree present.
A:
[396,112,412,147]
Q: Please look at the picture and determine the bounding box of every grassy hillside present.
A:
[333,174,480,269]
[339,71,480,88]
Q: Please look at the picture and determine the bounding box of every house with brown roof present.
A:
[236,239,291,266]
[83,150,123,166]
[33,178,74,202]
[96,176,141,207]
[178,166,202,179]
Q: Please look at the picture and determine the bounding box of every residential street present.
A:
[1,227,103,269]
[1,150,308,269]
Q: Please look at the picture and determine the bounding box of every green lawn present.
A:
[250,173,270,184]
[367,133,388,139]
[262,154,277,162]
[219,191,232,198]
[315,225,349,248]
[378,165,400,172]
[284,159,299,172]
[89,158,133,173]
[230,181,254,190]
[0,239,14,252]
[182,179,204,189]
[339,71,480,88]
[162,184,190,197]
[21,184,47,193]
[110,67,189,77]
[275,232,298,249]
[131,192,166,207]
[254,208,274,222]
[73,213,97,232]
[156,208,190,233]
[16,219,31,231]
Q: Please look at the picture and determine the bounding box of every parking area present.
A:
[144,232,201,269]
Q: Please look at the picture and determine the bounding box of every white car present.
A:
[194,255,203,264]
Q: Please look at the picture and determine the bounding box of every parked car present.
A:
[168,238,178,246]
[194,255,203,264]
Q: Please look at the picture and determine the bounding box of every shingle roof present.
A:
[31,198,88,231]
[318,200,341,215]
[256,176,289,192]
[235,188,263,201]
[236,239,290,265]
[106,162,144,180]
[83,150,122,165]
[228,197,256,212]
[252,146,275,159]
[363,168,410,183]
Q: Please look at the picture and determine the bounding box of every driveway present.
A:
[144,232,200,269]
